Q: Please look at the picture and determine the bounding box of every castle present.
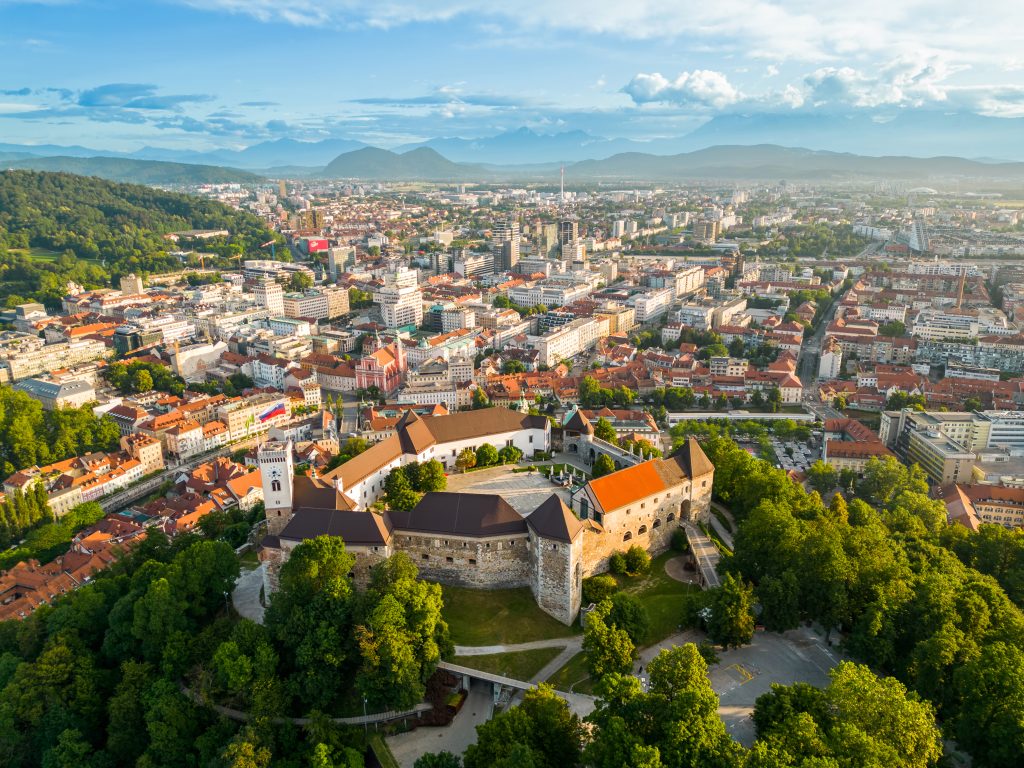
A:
[258,407,714,624]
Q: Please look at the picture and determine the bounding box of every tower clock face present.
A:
[271,469,280,479]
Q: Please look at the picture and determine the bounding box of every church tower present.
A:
[259,439,294,536]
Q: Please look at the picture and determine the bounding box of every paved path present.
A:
[232,563,265,624]
[709,513,735,550]
[387,680,494,768]
[531,640,582,685]
[664,555,700,585]
[452,637,577,655]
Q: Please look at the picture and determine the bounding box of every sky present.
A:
[1,0,1024,151]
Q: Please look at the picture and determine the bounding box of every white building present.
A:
[533,316,610,367]
[374,267,424,329]
[254,280,284,316]
[629,288,674,323]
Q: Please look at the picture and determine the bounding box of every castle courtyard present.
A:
[443,465,575,515]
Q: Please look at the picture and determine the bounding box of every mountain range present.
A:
[4,111,1024,172]
[6,141,1024,187]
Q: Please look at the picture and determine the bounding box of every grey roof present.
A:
[14,377,94,400]
[527,494,583,542]
[386,492,527,538]
[279,507,392,546]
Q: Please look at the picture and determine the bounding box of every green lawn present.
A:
[453,647,563,681]
[546,651,595,695]
[237,549,260,571]
[613,551,701,646]
[440,584,581,646]
[10,246,62,261]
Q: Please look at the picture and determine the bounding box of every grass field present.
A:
[453,647,563,681]
[440,584,580,646]
[10,247,63,261]
[546,651,595,695]
[612,551,701,646]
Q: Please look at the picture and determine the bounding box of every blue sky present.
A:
[1,0,1023,151]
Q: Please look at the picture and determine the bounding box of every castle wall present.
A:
[387,530,532,588]
[530,529,583,625]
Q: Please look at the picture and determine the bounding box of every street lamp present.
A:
[362,696,368,735]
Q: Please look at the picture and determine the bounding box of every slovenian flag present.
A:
[259,402,287,422]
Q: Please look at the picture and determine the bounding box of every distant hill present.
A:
[2,155,262,185]
[679,112,1024,161]
[131,137,368,169]
[566,145,1024,181]
[395,127,688,164]
[323,146,483,180]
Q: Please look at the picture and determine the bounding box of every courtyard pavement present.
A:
[387,679,494,768]
[444,466,573,515]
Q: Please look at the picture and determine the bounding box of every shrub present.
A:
[609,552,628,575]
[624,545,651,575]
[670,527,689,552]
[582,574,618,604]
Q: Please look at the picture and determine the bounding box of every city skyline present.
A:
[2,1,1024,153]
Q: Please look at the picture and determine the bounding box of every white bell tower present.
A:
[258,439,294,536]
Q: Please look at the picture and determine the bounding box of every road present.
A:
[797,275,853,407]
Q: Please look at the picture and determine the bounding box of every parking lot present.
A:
[444,465,574,515]
[711,628,841,745]
[770,437,818,474]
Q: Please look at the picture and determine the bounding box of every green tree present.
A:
[383,468,422,510]
[953,643,1024,768]
[593,417,617,443]
[498,445,523,465]
[415,753,462,768]
[416,459,447,492]
[289,271,313,292]
[592,454,616,478]
[583,601,634,680]
[706,572,756,648]
[471,388,490,409]
[475,443,499,468]
[805,460,838,495]
[608,592,650,644]
[455,448,477,473]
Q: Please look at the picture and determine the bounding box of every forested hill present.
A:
[0,170,280,307]
[3,155,262,185]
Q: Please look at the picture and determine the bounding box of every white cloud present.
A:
[622,70,741,109]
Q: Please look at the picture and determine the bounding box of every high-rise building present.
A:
[327,246,355,280]
[254,280,284,316]
[559,219,579,246]
[374,267,424,329]
[491,220,521,271]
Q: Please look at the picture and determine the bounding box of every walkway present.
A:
[709,502,736,550]
[684,522,721,588]
[232,563,266,624]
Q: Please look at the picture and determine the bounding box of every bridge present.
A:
[683,522,721,589]
[438,661,596,716]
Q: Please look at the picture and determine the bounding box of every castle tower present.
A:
[258,439,294,536]
[528,494,585,625]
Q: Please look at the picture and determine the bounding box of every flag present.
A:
[258,402,287,422]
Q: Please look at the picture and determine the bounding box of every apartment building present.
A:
[533,316,610,368]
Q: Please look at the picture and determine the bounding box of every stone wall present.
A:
[530,529,583,625]
[580,490,687,577]
[387,530,532,589]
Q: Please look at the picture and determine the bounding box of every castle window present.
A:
[653,519,661,528]
[271,479,281,492]
[469,558,477,565]
[552,544,557,551]
[623,532,632,541]
[641,502,646,509]
[446,557,454,563]
[638,525,648,535]
[702,480,708,488]
[421,554,429,560]
[654,497,659,503]
[667,512,675,522]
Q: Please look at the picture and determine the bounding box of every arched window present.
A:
[623,531,632,541]
[271,479,281,493]
[638,524,648,535]
[652,519,661,529]
[667,512,675,522]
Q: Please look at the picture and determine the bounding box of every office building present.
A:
[374,267,424,329]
